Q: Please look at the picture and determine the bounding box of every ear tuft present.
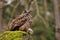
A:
[24,10,27,13]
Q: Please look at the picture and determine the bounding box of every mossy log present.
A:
[0,31,28,40]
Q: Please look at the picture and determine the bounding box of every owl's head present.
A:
[24,9,32,14]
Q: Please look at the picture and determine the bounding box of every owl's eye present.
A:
[28,11,31,13]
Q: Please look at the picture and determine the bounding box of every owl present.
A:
[7,10,33,34]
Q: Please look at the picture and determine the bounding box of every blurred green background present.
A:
[0,0,60,40]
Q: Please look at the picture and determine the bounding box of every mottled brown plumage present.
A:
[7,10,32,32]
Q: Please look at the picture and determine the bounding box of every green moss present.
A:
[0,31,27,40]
